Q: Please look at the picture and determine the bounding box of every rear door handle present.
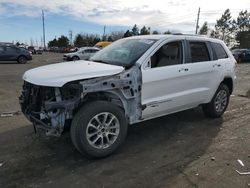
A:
[179,68,189,72]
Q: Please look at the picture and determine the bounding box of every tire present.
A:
[70,101,128,158]
[202,83,230,118]
[72,56,80,61]
[17,56,27,64]
[238,57,242,63]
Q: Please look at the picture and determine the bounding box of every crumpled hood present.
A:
[23,60,124,87]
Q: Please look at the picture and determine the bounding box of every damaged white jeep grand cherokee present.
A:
[20,35,236,158]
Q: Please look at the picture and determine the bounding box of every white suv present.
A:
[20,35,236,158]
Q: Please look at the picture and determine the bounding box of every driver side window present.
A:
[151,41,183,68]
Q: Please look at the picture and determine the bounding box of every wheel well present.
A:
[222,77,233,94]
[72,55,79,59]
[83,92,124,109]
[18,55,26,59]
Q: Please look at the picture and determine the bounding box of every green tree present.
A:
[164,30,171,34]
[48,38,58,47]
[233,10,250,48]
[107,36,113,42]
[74,34,84,47]
[152,30,159,34]
[124,30,132,38]
[214,9,234,45]
[57,35,69,47]
[131,24,139,35]
[140,26,150,35]
[199,22,208,35]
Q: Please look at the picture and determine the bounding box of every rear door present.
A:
[184,40,224,103]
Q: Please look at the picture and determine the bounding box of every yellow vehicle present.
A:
[94,41,112,49]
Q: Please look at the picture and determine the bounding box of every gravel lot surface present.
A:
[0,53,250,188]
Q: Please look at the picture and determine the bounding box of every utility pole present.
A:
[195,7,200,34]
[42,10,46,49]
[103,25,106,41]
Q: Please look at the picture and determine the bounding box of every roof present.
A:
[123,34,223,43]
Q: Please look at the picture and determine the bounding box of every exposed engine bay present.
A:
[19,66,142,136]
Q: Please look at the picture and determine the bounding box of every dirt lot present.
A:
[0,53,250,188]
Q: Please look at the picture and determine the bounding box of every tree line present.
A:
[48,9,250,49]
[47,25,172,48]
[199,9,250,48]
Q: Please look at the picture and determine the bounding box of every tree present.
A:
[234,10,250,32]
[74,34,84,47]
[152,30,160,34]
[199,22,208,35]
[164,30,172,34]
[107,36,113,42]
[57,35,69,47]
[233,10,250,48]
[140,26,150,35]
[214,9,234,45]
[124,30,132,38]
[16,42,20,46]
[48,38,58,47]
[131,24,139,35]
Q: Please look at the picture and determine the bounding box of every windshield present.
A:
[90,38,156,67]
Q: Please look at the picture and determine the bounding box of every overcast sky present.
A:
[0,0,249,45]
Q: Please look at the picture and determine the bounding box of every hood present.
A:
[64,52,76,56]
[23,60,124,87]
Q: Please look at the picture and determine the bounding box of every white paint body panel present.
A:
[23,61,124,87]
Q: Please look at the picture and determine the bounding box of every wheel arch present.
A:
[221,77,233,94]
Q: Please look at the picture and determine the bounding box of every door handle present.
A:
[213,64,221,68]
[179,68,189,72]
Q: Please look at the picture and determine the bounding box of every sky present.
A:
[0,0,249,46]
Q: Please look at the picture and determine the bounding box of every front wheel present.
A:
[17,56,27,64]
[72,56,80,61]
[70,101,128,158]
[202,83,230,118]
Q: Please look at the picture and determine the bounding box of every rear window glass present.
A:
[190,42,210,63]
[212,42,228,59]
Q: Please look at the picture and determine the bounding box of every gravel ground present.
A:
[0,53,250,188]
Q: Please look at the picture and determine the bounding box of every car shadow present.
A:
[0,107,222,188]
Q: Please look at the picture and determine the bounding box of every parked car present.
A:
[35,47,43,55]
[28,46,36,54]
[63,47,100,61]
[94,41,112,49]
[0,45,32,63]
[231,49,250,63]
[20,35,236,158]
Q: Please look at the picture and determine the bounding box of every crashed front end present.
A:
[19,81,81,136]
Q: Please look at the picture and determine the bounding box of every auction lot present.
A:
[0,53,250,188]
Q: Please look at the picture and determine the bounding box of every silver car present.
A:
[63,47,100,61]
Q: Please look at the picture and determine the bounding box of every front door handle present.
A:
[179,68,189,72]
[213,64,221,68]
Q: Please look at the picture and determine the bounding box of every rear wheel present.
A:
[70,101,128,158]
[202,83,230,118]
[17,56,27,64]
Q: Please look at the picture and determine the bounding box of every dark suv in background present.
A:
[0,45,32,63]
[232,49,250,63]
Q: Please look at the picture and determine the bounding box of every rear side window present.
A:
[190,42,210,63]
[212,42,228,59]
